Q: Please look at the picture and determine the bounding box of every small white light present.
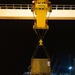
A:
[47,61,50,66]
[32,1,34,3]
[69,66,72,70]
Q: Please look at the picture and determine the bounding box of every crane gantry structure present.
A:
[0,0,75,75]
[0,4,75,20]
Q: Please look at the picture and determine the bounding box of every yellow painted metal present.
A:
[35,10,47,29]
[39,39,43,46]
[31,58,51,74]
[31,1,51,75]
[32,0,51,29]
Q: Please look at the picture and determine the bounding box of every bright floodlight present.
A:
[69,66,72,70]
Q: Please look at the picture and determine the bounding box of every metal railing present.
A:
[52,4,75,10]
[0,4,31,9]
[0,4,75,10]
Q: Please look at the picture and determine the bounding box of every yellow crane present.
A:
[31,0,52,46]
[31,0,51,29]
[31,0,52,75]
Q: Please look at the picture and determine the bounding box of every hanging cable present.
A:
[34,29,40,39]
[40,29,46,39]
[42,44,50,60]
[34,29,48,40]
[37,29,41,39]
[31,44,39,59]
[31,43,50,60]
[42,29,48,40]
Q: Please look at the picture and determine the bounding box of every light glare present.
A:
[69,66,72,70]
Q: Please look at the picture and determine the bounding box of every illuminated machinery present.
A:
[30,0,52,75]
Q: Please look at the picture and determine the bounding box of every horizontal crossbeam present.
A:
[0,4,75,20]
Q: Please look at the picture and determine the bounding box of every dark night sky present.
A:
[0,0,75,75]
